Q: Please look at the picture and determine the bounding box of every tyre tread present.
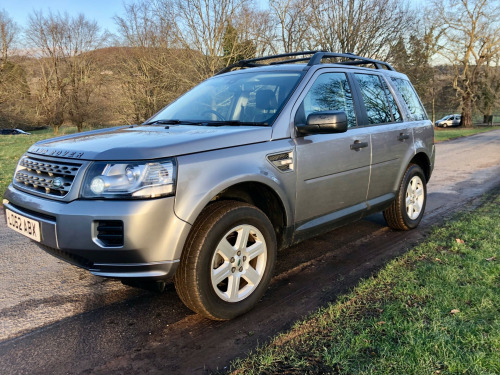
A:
[383,164,425,231]
[174,200,274,320]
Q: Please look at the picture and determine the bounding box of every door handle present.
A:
[350,140,369,151]
[398,133,410,141]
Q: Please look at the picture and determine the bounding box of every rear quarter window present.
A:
[391,77,427,121]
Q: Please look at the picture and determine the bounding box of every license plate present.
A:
[5,209,41,242]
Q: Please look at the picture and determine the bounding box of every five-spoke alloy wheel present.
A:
[175,201,276,320]
[384,164,427,230]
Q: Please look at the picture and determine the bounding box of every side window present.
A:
[354,74,394,124]
[391,77,427,121]
[381,79,402,123]
[295,72,357,128]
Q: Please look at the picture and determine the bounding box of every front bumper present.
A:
[3,184,192,279]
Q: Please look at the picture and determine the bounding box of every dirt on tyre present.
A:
[174,200,277,320]
[384,164,427,231]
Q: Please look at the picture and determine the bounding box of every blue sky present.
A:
[2,0,271,36]
[2,0,425,39]
[2,0,126,35]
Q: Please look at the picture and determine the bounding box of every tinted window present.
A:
[381,79,402,123]
[391,77,427,121]
[295,72,357,128]
[355,74,393,124]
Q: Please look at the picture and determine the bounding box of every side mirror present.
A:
[297,111,348,135]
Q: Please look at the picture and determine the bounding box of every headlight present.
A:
[81,159,177,199]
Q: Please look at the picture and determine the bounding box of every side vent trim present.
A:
[267,151,294,172]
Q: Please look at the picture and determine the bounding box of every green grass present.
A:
[434,126,500,142]
[230,192,500,374]
[0,127,80,197]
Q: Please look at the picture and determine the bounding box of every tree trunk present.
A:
[461,93,473,128]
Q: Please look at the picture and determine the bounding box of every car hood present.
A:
[27,125,273,161]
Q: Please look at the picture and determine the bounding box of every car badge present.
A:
[52,177,63,189]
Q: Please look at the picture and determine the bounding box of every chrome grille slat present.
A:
[14,156,83,198]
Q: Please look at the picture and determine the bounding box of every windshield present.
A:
[146,71,303,126]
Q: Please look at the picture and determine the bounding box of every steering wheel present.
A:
[202,109,226,121]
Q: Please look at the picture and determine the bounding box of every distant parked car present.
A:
[1,129,31,135]
[435,114,461,128]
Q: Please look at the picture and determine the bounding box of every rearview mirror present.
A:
[297,111,348,136]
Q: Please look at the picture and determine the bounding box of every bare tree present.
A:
[233,5,276,56]
[477,54,500,124]
[308,0,414,58]
[66,15,110,130]
[25,11,108,133]
[432,0,500,127]
[0,10,18,65]
[114,1,190,123]
[164,0,251,79]
[269,0,312,53]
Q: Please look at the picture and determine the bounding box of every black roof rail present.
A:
[215,51,324,75]
[215,50,395,75]
[307,52,395,71]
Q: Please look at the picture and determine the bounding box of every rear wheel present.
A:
[174,201,276,320]
[384,164,427,231]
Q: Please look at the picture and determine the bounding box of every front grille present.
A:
[97,220,124,247]
[14,156,83,198]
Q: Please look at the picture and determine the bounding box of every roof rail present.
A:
[215,51,323,75]
[307,52,394,71]
[215,51,394,75]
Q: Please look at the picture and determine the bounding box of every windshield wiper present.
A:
[203,120,269,127]
[143,119,202,125]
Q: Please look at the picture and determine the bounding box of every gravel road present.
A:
[1,129,500,374]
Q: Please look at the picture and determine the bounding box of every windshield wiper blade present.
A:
[143,119,202,125]
[203,120,269,127]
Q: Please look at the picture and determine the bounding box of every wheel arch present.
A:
[409,152,432,183]
[205,181,290,250]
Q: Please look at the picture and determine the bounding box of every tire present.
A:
[384,164,427,231]
[174,200,277,320]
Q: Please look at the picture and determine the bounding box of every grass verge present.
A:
[230,191,500,374]
[434,126,500,142]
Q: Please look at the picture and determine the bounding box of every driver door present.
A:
[294,71,370,231]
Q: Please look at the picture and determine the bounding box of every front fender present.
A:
[174,139,296,228]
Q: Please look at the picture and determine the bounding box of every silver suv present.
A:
[3,52,434,320]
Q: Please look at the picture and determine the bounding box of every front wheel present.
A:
[384,164,427,231]
[174,201,276,320]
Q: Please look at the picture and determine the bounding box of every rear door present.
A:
[351,73,412,208]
